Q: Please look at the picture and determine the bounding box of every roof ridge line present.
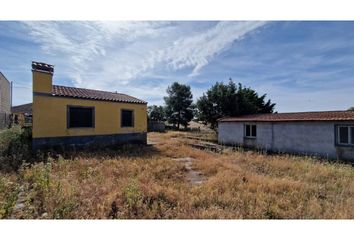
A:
[52,85,147,104]
[238,110,348,115]
[274,110,348,114]
[53,84,125,95]
[218,110,354,122]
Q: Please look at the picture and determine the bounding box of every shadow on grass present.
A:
[35,143,162,162]
[1,128,162,172]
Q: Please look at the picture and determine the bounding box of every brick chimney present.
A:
[32,61,54,94]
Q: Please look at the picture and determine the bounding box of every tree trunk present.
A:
[177,110,181,130]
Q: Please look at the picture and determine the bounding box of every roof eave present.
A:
[219,119,354,122]
[52,94,147,105]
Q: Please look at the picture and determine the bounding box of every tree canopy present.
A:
[164,82,194,129]
[348,106,354,111]
[147,105,166,122]
[196,80,275,129]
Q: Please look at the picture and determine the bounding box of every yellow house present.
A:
[32,61,147,149]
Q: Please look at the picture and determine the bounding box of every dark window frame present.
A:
[121,109,134,128]
[67,105,95,129]
[244,123,257,138]
[335,124,354,147]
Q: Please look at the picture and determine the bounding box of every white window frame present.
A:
[244,124,257,138]
[337,125,354,146]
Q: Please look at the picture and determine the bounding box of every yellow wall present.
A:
[33,95,147,138]
[33,71,52,93]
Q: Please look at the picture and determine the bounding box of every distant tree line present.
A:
[148,79,276,130]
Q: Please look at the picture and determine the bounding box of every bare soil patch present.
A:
[174,157,204,185]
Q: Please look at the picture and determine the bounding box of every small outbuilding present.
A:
[11,103,32,127]
[218,111,354,161]
[31,61,147,149]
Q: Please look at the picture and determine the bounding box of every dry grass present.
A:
[0,131,353,219]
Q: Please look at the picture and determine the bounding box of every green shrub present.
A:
[123,180,142,217]
[0,126,32,171]
[0,126,22,152]
[0,176,19,219]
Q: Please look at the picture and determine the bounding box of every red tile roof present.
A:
[52,85,146,104]
[218,111,354,122]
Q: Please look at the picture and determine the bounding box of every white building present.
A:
[218,111,354,161]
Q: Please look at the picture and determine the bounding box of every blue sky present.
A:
[0,21,353,112]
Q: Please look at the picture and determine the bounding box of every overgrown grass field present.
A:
[0,129,353,219]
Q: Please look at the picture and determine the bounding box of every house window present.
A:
[337,125,354,145]
[121,109,134,127]
[67,106,94,128]
[245,124,257,138]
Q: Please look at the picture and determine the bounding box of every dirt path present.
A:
[10,184,27,219]
[148,133,205,185]
[174,157,204,185]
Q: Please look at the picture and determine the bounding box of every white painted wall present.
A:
[218,121,354,160]
[271,122,337,158]
[217,122,244,145]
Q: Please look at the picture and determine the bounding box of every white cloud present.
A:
[22,21,265,99]
[5,21,353,111]
[166,21,265,76]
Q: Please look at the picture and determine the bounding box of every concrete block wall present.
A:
[0,73,11,114]
[218,122,244,145]
[218,121,354,160]
[271,122,337,158]
[0,112,11,129]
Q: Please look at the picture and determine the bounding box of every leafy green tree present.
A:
[164,82,194,129]
[147,105,166,122]
[348,106,354,111]
[196,79,275,129]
